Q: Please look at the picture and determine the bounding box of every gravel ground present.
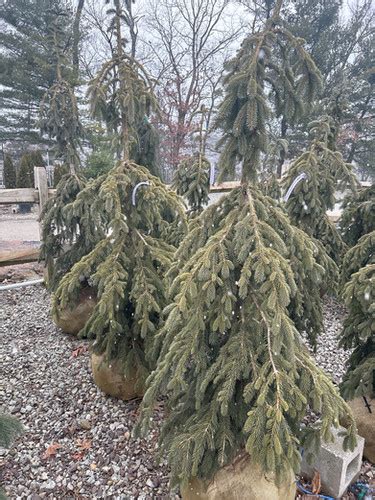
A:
[305,295,351,385]
[0,286,373,499]
[0,285,175,499]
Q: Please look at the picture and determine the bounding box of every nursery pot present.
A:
[180,452,296,500]
[91,352,145,401]
[53,287,97,335]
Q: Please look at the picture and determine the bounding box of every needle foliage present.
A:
[172,106,211,215]
[138,0,356,488]
[340,263,375,400]
[340,184,375,247]
[50,0,187,378]
[339,184,374,400]
[283,115,356,262]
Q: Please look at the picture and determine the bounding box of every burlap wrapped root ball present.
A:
[181,453,296,500]
[53,287,96,335]
[91,352,145,401]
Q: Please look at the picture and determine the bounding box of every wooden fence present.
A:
[0,167,55,267]
[0,171,236,268]
[1,170,360,268]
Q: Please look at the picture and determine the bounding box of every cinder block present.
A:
[300,426,364,498]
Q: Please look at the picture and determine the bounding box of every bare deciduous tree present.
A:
[143,0,245,176]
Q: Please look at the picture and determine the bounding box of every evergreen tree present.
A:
[3,154,16,189]
[0,0,74,145]
[39,3,82,168]
[51,0,186,379]
[341,231,375,286]
[16,151,44,188]
[138,0,356,487]
[86,1,161,177]
[279,0,374,179]
[39,3,85,289]
[340,184,375,247]
[53,163,70,188]
[40,172,90,290]
[283,115,356,262]
[172,106,210,215]
[339,264,375,400]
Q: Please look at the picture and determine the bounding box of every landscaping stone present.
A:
[300,425,365,498]
[52,287,96,335]
[181,453,296,500]
[91,352,145,401]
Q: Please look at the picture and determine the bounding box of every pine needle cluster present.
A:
[283,115,356,261]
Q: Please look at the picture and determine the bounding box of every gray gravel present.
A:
[0,287,372,499]
[0,285,175,499]
[306,295,351,385]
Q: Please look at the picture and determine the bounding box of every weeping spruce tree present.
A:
[172,106,210,215]
[340,184,375,247]
[52,0,186,381]
[39,5,87,289]
[339,261,375,401]
[259,138,287,199]
[283,115,356,262]
[87,0,160,178]
[339,185,374,401]
[138,0,356,488]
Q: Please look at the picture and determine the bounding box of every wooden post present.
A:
[34,166,48,240]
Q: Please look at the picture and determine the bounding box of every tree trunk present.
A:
[73,0,85,82]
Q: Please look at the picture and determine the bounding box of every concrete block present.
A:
[300,426,364,498]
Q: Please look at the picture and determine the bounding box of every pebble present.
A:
[78,419,92,430]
